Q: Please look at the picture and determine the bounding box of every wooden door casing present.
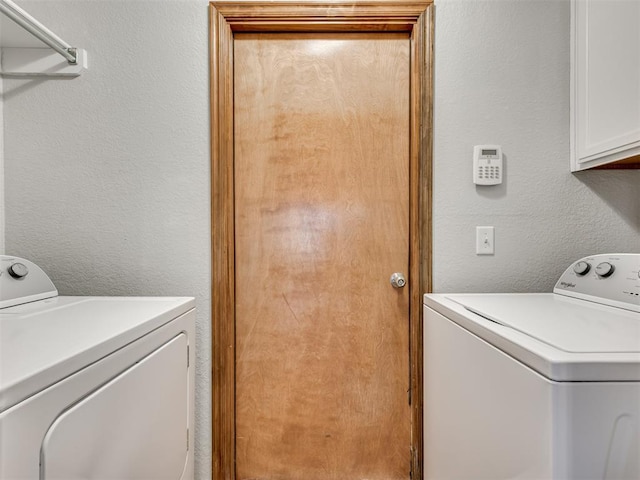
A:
[211,2,433,479]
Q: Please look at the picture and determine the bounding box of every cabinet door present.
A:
[571,0,640,171]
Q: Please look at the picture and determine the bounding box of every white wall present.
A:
[2,0,639,479]
[0,74,4,254]
[433,0,640,293]
[2,1,212,478]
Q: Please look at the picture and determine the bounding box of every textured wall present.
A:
[0,75,4,254]
[2,1,212,478]
[3,0,640,479]
[432,0,640,293]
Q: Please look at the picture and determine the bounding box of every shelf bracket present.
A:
[1,47,87,77]
[0,0,88,76]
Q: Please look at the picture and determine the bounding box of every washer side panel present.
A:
[424,305,553,478]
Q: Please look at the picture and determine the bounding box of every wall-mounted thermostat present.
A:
[473,145,503,185]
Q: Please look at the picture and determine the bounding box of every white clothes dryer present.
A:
[0,256,195,480]
[424,253,640,479]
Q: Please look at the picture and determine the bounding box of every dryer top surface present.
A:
[0,296,194,413]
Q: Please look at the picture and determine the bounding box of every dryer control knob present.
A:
[573,261,591,276]
[595,262,615,278]
[8,262,29,279]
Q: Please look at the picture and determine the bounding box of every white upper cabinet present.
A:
[571,0,640,171]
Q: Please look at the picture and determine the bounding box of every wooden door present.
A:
[211,3,433,480]
[234,33,409,479]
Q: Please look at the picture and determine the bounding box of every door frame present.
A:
[210,1,434,478]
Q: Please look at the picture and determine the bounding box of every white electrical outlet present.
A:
[476,226,494,255]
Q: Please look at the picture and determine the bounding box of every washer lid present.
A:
[0,296,195,414]
[424,293,640,381]
[454,294,640,354]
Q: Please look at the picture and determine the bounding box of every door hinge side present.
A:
[410,449,413,480]
[410,445,420,480]
[411,447,422,480]
[187,345,190,368]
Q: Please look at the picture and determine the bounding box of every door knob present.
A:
[390,272,406,289]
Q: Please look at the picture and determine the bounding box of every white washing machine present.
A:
[424,253,640,479]
[0,256,196,480]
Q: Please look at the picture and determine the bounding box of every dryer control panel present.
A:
[554,253,640,312]
[0,256,58,309]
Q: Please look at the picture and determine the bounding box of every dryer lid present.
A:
[452,294,640,354]
[0,296,194,414]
